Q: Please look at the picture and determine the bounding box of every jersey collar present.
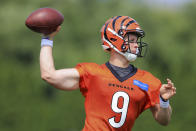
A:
[105,62,137,82]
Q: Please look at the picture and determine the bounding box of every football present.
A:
[25,8,64,35]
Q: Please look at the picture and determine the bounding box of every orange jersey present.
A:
[75,62,161,131]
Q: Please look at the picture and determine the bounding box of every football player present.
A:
[40,16,176,131]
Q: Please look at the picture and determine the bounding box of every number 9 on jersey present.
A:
[109,91,130,128]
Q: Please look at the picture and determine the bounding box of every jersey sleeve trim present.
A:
[75,64,88,97]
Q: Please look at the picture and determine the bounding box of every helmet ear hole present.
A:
[118,29,123,36]
[121,44,128,52]
[110,38,117,42]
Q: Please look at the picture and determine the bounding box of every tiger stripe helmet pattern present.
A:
[100,16,147,59]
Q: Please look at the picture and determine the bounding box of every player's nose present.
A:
[130,42,138,48]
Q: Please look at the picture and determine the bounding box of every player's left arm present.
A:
[150,78,176,126]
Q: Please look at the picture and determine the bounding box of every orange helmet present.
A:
[100,16,147,61]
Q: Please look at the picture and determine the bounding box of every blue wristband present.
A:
[160,96,170,108]
[41,38,53,47]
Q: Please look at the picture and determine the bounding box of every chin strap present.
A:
[123,52,137,62]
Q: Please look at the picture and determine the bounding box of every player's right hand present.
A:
[43,26,61,40]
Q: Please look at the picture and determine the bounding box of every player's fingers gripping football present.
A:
[44,26,61,39]
[160,78,176,100]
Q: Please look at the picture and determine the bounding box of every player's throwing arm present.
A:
[25,8,80,91]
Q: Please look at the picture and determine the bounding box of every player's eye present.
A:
[128,39,137,43]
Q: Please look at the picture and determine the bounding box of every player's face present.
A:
[124,33,138,54]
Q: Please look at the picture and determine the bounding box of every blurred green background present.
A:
[0,0,196,130]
